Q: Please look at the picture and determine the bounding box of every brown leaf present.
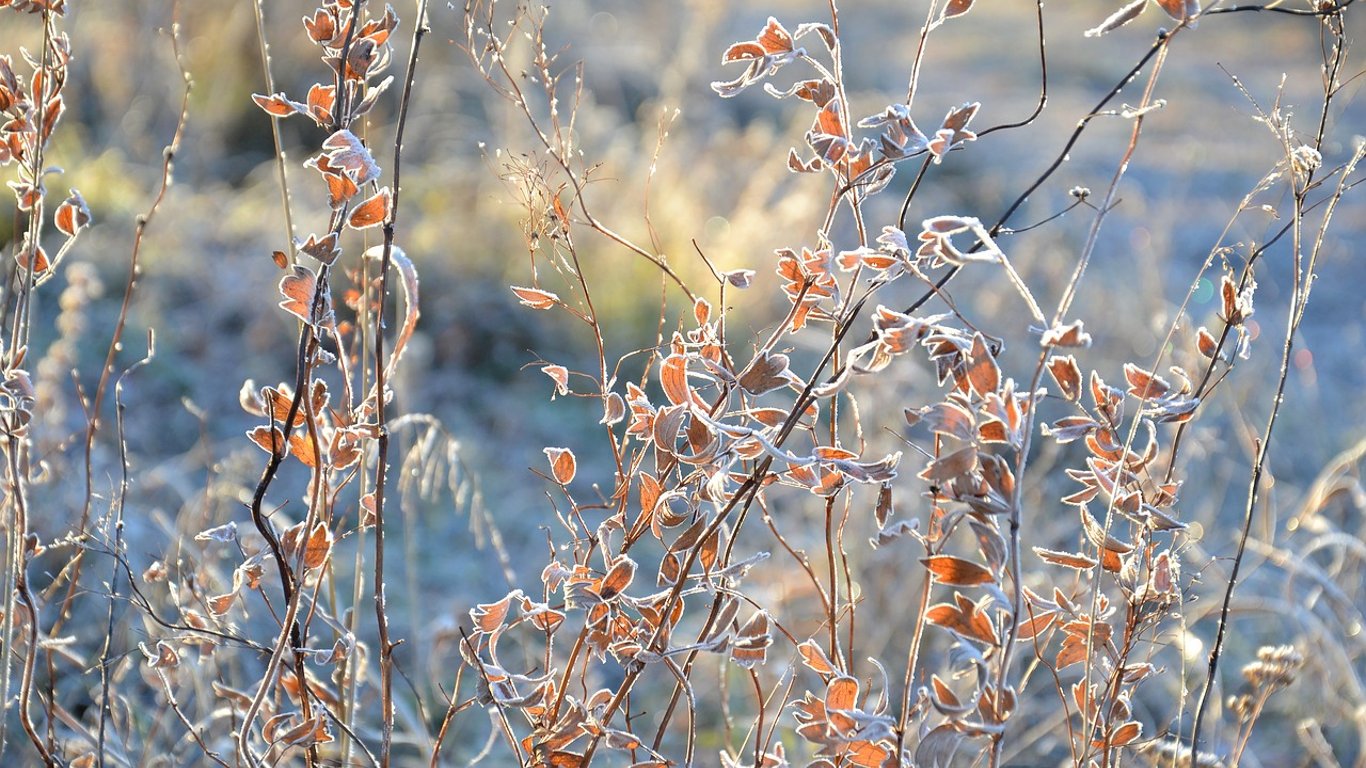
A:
[53,189,90,237]
[278,265,319,325]
[1123,363,1170,399]
[1040,319,1093,348]
[722,41,767,63]
[541,364,569,397]
[1034,547,1098,570]
[693,297,712,326]
[1047,355,1083,402]
[945,0,974,17]
[925,593,998,644]
[660,354,690,405]
[297,231,340,265]
[1196,326,1220,359]
[511,285,559,310]
[737,351,795,396]
[1155,0,1199,21]
[1108,720,1143,747]
[208,591,236,616]
[965,333,1000,397]
[247,425,288,458]
[731,611,772,669]
[757,17,794,54]
[919,444,978,483]
[302,522,332,570]
[470,591,521,633]
[598,557,636,601]
[922,555,995,586]
[252,92,304,117]
[825,675,860,711]
[348,186,390,230]
[543,447,576,485]
[288,429,322,468]
[798,639,836,675]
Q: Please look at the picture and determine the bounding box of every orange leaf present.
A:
[510,285,560,310]
[279,265,318,324]
[757,17,794,54]
[302,522,332,570]
[541,364,569,396]
[798,639,836,675]
[598,557,636,600]
[660,354,690,405]
[54,190,90,237]
[252,92,304,117]
[470,591,521,633]
[825,675,859,711]
[543,447,576,485]
[247,425,288,458]
[965,333,1000,397]
[922,555,994,586]
[348,186,391,229]
[1033,547,1097,571]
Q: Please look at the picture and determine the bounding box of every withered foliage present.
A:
[0,0,1362,767]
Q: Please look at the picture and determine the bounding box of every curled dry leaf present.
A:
[738,351,795,395]
[659,354,691,405]
[1124,363,1171,399]
[143,640,180,669]
[348,186,391,229]
[965,333,1000,398]
[724,269,755,288]
[597,556,636,601]
[1040,319,1092,348]
[543,446,576,485]
[53,189,89,237]
[1047,355,1083,402]
[1196,326,1220,359]
[541,364,569,397]
[278,265,320,325]
[1156,0,1201,22]
[247,425,288,458]
[1085,0,1148,37]
[511,285,559,309]
[303,519,331,568]
[252,92,306,117]
[798,639,836,676]
[945,0,975,18]
[600,391,625,425]
[922,555,995,586]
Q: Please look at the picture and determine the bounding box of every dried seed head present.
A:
[1242,644,1303,689]
[1290,144,1322,180]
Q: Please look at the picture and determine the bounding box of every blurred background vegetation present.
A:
[2,0,1365,763]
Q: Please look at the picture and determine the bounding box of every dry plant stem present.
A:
[7,10,53,360]
[596,286,879,762]
[1191,87,1361,760]
[1068,28,1173,759]
[154,668,230,768]
[988,27,1176,768]
[430,668,470,766]
[238,331,322,768]
[99,335,155,767]
[370,3,430,764]
[466,0,697,303]
[5,440,54,767]
[252,0,298,251]
[1054,37,1170,325]
[1,14,56,759]
[239,3,378,763]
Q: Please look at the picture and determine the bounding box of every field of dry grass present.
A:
[1,0,1365,766]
